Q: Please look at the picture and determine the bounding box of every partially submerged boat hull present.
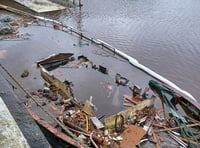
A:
[37,53,74,71]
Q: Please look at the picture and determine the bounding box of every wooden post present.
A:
[161,100,166,121]
[68,0,71,7]
[44,16,46,26]
[79,0,82,7]
[80,33,82,39]
[152,131,160,148]
[70,28,72,34]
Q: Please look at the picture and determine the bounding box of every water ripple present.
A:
[58,0,200,99]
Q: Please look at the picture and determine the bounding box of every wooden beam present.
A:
[154,123,200,133]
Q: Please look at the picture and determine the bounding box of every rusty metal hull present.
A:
[26,107,84,148]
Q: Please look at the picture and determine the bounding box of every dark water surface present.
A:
[57,0,200,101]
[0,0,199,102]
[1,1,199,147]
[0,1,199,147]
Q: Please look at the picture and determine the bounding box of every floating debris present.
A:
[0,4,199,147]
[0,23,14,35]
[36,53,74,71]
[24,55,199,148]
[0,15,18,35]
[98,65,108,74]
[39,65,73,99]
[115,73,129,86]
[25,54,200,148]
[21,69,29,78]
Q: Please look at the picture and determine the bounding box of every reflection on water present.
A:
[0,0,199,101]
[0,50,7,59]
[57,0,200,101]
[111,86,120,106]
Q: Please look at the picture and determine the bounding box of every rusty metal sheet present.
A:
[25,107,84,148]
[104,97,155,129]
[120,125,146,148]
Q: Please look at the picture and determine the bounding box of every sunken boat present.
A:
[0,4,199,148]
[25,52,200,148]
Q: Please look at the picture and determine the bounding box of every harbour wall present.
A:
[0,72,50,148]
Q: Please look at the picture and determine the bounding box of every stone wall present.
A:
[0,73,50,148]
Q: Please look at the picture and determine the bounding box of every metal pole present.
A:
[79,0,82,7]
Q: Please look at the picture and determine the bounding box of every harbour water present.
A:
[0,0,199,101]
[57,0,200,101]
[0,1,199,147]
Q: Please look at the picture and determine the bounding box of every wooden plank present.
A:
[26,107,84,148]
[154,123,200,133]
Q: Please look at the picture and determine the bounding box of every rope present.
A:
[149,80,200,147]
[0,64,87,148]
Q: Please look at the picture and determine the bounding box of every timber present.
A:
[154,123,200,133]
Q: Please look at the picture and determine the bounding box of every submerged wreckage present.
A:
[0,4,199,148]
[24,53,200,148]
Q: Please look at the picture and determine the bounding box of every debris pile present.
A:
[0,15,16,35]
[21,69,29,78]
[29,83,156,147]
[25,53,200,148]
[1,3,199,147]
[0,14,33,40]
